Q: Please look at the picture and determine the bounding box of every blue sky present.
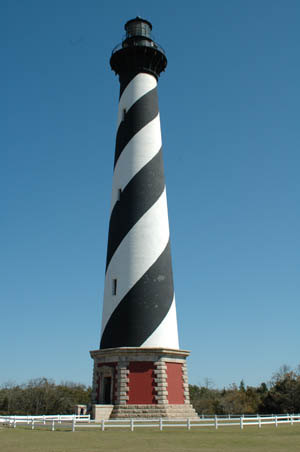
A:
[1,0,299,389]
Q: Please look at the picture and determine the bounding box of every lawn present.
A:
[0,425,299,452]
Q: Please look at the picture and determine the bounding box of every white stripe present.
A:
[101,189,170,334]
[110,114,162,212]
[141,297,179,349]
[117,73,157,129]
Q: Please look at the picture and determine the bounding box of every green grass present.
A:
[0,425,299,452]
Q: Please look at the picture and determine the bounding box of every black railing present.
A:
[111,40,166,56]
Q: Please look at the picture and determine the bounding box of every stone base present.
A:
[92,404,114,421]
[110,403,198,419]
[90,347,196,418]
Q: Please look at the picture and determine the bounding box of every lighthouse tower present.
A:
[90,18,196,419]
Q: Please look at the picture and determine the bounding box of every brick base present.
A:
[90,347,196,419]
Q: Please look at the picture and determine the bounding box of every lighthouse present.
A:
[90,18,196,419]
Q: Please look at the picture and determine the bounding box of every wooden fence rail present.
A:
[1,414,300,431]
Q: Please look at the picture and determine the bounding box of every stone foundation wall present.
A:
[90,347,195,418]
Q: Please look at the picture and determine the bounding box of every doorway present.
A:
[103,376,112,404]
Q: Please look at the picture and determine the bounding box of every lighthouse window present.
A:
[117,189,122,201]
[112,279,117,296]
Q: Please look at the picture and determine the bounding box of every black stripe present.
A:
[100,241,174,349]
[106,149,165,271]
[114,87,159,168]
[119,72,140,98]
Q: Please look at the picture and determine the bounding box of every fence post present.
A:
[52,420,55,431]
[240,416,243,430]
[187,418,191,430]
[130,418,134,432]
[159,417,163,431]
[101,419,105,431]
[258,415,261,428]
[72,418,75,432]
[275,415,278,427]
[32,420,35,430]
[291,415,294,426]
[215,415,218,430]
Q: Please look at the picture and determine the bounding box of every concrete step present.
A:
[110,404,198,419]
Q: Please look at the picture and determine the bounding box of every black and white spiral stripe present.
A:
[100,73,179,350]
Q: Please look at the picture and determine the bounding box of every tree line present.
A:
[189,365,300,415]
[0,378,91,415]
[1,365,299,415]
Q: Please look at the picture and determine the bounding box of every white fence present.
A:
[0,414,90,431]
[1,414,300,431]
